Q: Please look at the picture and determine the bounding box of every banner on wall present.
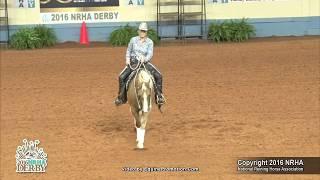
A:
[41,11,119,24]
[16,0,35,8]
[127,0,144,6]
[40,0,120,24]
[40,0,119,8]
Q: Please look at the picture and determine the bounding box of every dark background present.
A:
[40,0,119,8]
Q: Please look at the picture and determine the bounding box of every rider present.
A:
[114,22,166,106]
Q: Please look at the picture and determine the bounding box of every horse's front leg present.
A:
[135,110,150,149]
[131,108,145,148]
[130,107,140,143]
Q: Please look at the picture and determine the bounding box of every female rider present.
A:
[114,22,165,106]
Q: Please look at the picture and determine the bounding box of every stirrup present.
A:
[156,94,166,105]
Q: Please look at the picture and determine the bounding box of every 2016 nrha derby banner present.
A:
[40,0,120,24]
[41,11,119,24]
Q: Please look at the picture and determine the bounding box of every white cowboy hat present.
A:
[138,22,148,31]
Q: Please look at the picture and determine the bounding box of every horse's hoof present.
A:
[137,142,144,149]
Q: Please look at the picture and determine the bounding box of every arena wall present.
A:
[2,0,320,42]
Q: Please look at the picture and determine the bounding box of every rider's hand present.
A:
[126,58,130,65]
[139,55,145,63]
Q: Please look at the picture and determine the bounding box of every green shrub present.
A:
[146,28,160,44]
[9,28,42,50]
[109,25,137,46]
[10,25,57,50]
[208,19,255,43]
[33,25,57,47]
[109,24,159,46]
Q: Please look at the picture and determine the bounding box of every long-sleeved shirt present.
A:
[125,36,154,62]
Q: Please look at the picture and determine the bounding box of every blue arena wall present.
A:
[1,16,319,43]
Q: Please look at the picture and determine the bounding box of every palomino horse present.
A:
[127,63,154,149]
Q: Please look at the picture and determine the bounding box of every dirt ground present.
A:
[0,36,319,180]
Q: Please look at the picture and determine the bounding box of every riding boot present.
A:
[114,80,127,106]
[155,83,165,105]
[144,62,165,105]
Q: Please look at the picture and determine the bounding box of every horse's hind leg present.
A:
[130,107,138,131]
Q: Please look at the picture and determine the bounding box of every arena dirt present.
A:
[1,37,319,179]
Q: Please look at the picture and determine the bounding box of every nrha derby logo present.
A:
[16,139,48,173]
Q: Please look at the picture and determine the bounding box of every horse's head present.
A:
[136,69,153,112]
